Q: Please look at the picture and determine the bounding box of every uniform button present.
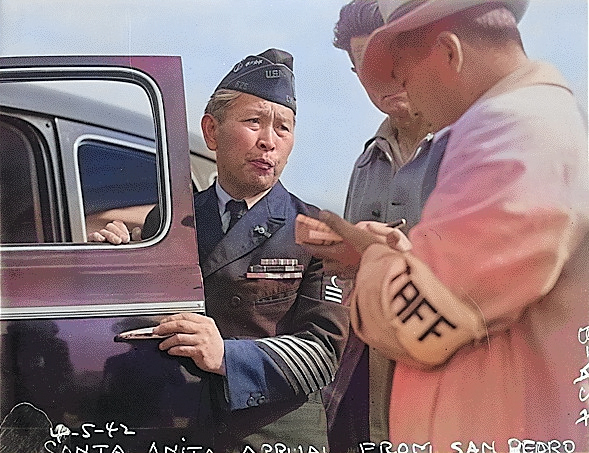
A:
[217,422,228,434]
[257,395,266,405]
[247,396,257,407]
[230,296,241,308]
[371,209,381,218]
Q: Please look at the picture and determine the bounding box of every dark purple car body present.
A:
[0,56,211,451]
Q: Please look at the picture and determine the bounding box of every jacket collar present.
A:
[478,60,571,106]
[198,181,289,278]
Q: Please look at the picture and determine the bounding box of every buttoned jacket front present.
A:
[344,118,410,225]
[194,181,348,450]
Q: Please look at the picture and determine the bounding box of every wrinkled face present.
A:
[350,35,414,120]
[203,93,295,199]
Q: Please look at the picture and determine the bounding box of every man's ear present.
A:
[436,31,463,74]
[201,113,219,151]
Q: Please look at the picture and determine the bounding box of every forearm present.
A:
[255,323,345,395]
[222,262,349,409]
[222,339,293,410]
[222,313,348,411]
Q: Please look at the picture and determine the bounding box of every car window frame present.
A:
[0,64,171,250]
[0,55,204,320]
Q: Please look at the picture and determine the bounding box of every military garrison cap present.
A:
[214,48,297,113]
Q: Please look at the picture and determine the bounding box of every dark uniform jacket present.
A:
[190,181,348,451]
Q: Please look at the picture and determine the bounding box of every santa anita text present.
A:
[43,442,330,453]
[44,439,579,453]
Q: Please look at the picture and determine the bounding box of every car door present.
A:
[0,56,209,451]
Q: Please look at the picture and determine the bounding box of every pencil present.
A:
[385,218,407,228]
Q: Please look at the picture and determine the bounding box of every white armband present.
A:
[350,244,486,368]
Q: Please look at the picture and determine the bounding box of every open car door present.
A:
[0,56,209,451]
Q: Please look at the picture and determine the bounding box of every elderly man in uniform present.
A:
[91,48,348,452]
[304,0,589,450]
[323,1,431,450]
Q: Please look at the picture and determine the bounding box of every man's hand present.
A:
[87,220,142,244]
[301,211,387,278]
[355,220,413,252]
[153,313,226,375]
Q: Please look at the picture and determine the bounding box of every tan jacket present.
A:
[351,61,589,450]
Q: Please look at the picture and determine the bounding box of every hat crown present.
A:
[215,48,297,113]
[360,0,529,86]
[258,48,294,71]
[378,0,529,25]
[379,0,426,23]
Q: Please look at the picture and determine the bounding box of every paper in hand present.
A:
[295,214,343,245]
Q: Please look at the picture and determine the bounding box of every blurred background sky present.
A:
[1,0,586,214]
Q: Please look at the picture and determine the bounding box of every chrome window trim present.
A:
[0,300,205,320]
[0,66,171,251]
[71,133,157,242]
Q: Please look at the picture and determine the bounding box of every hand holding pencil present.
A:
[296,211,411,278]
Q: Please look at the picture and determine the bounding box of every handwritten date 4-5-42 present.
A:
[49,422,136,441]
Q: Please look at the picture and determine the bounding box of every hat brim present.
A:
[359,0,529,85]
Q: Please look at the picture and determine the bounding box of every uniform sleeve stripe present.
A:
[325,286,343,294]
[258,337,320,390]
[283,336,335,381]
[256,336,335,393]
[257,338,313,394]
[273,337,328,387]
[279,339,326,389]
[258,337,323,392]
[325,295,343,303]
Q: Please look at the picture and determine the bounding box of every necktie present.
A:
[225,199,248,232]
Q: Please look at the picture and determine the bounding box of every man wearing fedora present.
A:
[304,0,589,449]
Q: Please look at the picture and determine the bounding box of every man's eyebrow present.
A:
[275,112,293,123]
[240,105,294,124]
[241,108,265,116]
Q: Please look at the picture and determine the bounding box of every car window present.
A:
[79,140,158,215]
[78,139,158,238]
[0,79,165,245]
[0,79,217,246]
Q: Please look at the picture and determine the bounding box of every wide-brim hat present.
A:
[359,0,530,84]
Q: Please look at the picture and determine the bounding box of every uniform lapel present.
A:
[201,182,289,278]
[194,185,224,263]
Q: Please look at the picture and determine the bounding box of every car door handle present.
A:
[114,326,173,342]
